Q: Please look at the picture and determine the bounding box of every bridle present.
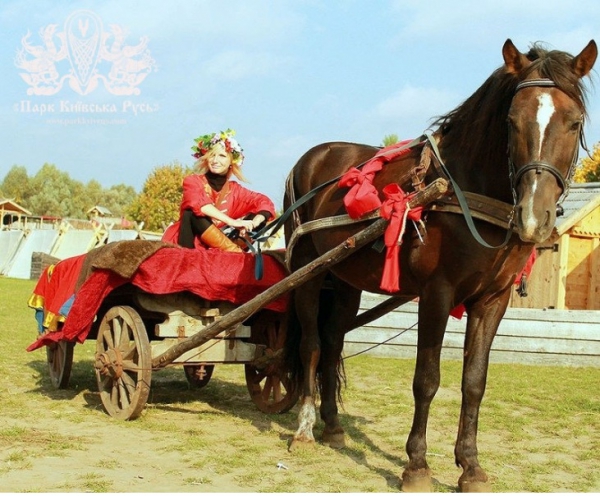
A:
[508,78,582,215]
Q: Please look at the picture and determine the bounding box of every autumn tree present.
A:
[127,161,191,232]
[1,165,32,203]
[574,141,600,183]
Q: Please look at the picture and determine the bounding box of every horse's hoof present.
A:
[401,469,433,493]
[288,436,315,452]
[321,431,346,449]
[458,480,492,493]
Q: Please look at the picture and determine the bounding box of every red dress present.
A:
[162,174,275,248]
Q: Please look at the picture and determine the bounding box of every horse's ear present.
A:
[502,39,530,74]
[572,40,597,78]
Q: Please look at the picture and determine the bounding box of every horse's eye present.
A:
[570,120,582,132]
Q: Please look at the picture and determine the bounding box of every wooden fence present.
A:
[344,293,600,367]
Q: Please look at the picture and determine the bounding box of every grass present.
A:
[1,276,599,492]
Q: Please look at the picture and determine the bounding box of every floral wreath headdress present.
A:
[191,128,244,166]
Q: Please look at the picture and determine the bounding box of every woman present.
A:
[162,129,275,252]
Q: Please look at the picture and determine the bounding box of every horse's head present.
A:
[503,39,597,243]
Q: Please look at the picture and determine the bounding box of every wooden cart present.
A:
[43,179,447,421]
[46,284,298,420]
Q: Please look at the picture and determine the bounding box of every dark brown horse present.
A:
[282,39,597,492]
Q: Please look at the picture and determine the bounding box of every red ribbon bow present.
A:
[338,139,414,219]
[379,183,423,293]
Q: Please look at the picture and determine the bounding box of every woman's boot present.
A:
[199,225,243,252]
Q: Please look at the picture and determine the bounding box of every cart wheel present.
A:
[94,305,152,420]
[184,364,215,388]
[46,340,74,389]
[245,318,299,414]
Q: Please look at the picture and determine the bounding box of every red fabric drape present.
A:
[27,248,288,352]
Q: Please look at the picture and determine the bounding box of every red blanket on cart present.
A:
[27,241,289,352]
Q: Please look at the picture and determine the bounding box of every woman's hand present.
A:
[229,218,255,234]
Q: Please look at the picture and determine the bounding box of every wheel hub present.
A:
[94,347,123,379]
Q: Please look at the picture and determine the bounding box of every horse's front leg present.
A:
[289,277,324,451]
[319,281,362,449]
[402,289,451,493]
[455,293,510,493]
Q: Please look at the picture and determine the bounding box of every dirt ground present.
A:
[2,340,599,493]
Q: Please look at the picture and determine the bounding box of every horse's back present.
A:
[290,141,379,195]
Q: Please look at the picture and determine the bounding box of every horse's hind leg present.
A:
[402,289,451,493]
[289,274,326,451]
[319,278,362,449]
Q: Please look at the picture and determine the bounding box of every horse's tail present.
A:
[283,285,347,405]
[283,291,304,398]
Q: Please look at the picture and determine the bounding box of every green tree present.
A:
[26,164,83,218]
[574,142,600,183]
[83,181,137,217]
[127,161,191,232]
[100,184,138,217]
[382,134,400,147]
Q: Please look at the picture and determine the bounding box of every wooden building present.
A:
[1,198,32,228]
[509,182,600,310]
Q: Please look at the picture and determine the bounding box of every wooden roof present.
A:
[0,198,32,216]
[555,182,600,236]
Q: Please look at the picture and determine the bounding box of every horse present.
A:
[282,39,597,492]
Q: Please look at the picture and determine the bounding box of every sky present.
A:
[1,0,599,208]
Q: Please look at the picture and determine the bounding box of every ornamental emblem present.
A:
[15,10,156,96]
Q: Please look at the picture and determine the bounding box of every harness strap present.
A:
[251,135,427,243]
[428,192,514,230]
[425,132,514,249]
[284,210,380,271]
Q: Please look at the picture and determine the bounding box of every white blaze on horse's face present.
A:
[509,85,580,244]
[518,92,557,239]
[535,93,555,160]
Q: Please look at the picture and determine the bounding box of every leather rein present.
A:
[252,78,580,264]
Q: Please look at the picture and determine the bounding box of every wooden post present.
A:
[151,178,448,368]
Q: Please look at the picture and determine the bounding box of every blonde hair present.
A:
[195,145,249,182]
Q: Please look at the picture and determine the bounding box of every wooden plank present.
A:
[556,235,569,309]
[151,337,257,364]
[343,342,600,367]
[589,238,600,310]
[155,312,251,338]
[347,292,600,367]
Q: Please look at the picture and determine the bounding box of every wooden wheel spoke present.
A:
[96,306,151,420]
[246,315,299,414]
[119,326,132,349]
[112,318,123,347]
[121,359,140,374]
[119,343,137,361]
[102,329,115,349]
[252,369,267,383]
[117,378,131,410]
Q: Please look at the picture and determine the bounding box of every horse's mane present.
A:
[432,43,591,169]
